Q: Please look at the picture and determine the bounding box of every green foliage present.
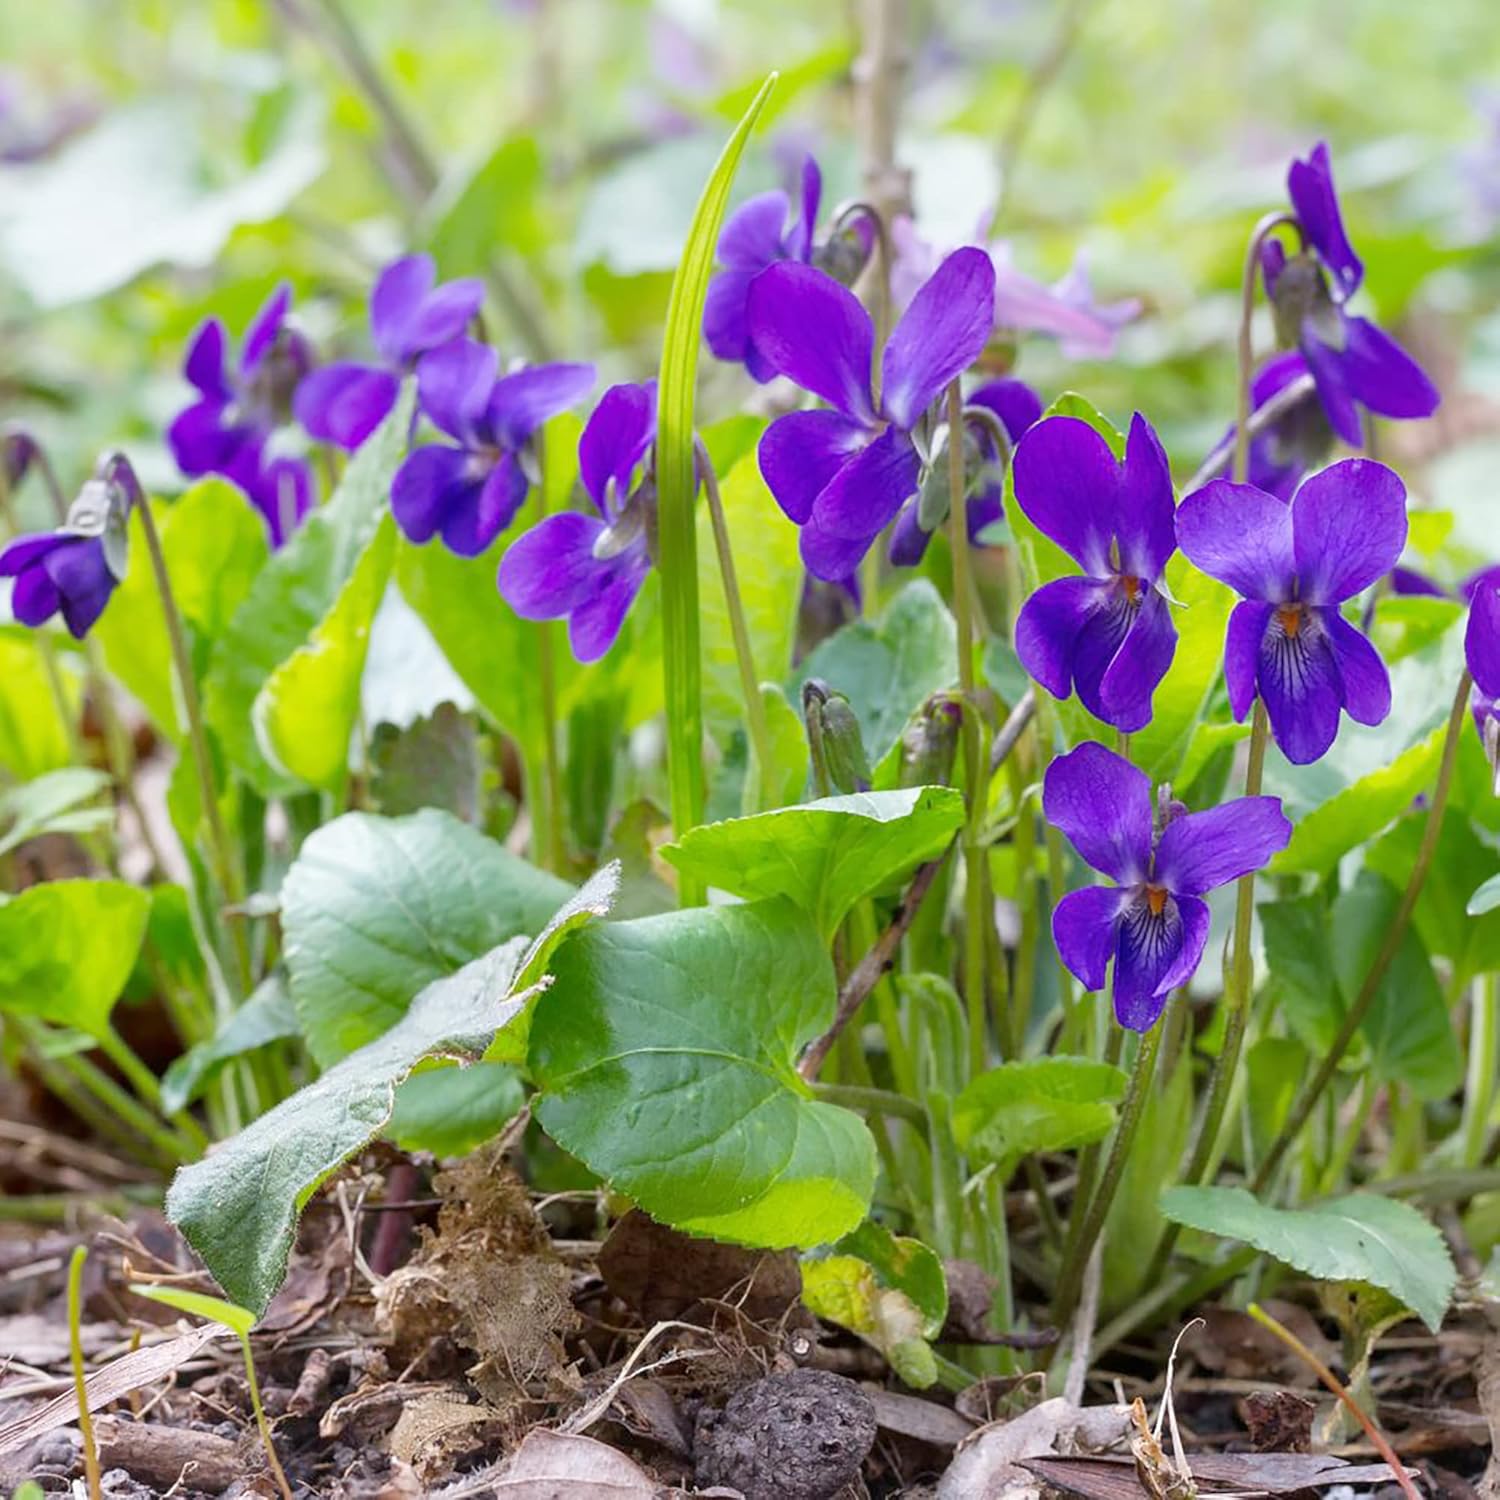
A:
[387,1061,527,1157]
[953,1056,1127,1170]
[279,808,572,1065]
[160,976,298,1115]
[1159,1186,1457,1332]
[0,629,80,778]
[661,787,964,940]
[529,899,876,1247]
[0,768,112,857]
[131,1283,256,1338]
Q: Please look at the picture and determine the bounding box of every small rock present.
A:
[694,1368,876,1500]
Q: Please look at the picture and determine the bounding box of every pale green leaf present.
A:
[954,1056,1127,1169]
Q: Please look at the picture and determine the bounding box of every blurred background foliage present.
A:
[2,0,1499,563]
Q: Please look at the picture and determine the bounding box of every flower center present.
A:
[1120,574,1142,603]
[1277,603,1304,638]
[1145,884,1168,916]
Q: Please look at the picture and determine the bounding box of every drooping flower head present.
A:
[1012,413,1179,733]
[498,382,658,662]
[704,156,873,382]
[391,339,595,557]
[1176,459,1406,764]
[167,282,316,548]
[890,218,1140,359]
[1466,571,1500,790]
[0,458,133,639]
[1220,350,1335,501]
[294,254,484,451]
[888,377,1042,565]
[748,248,996,580]
[1261,143,1439,447]
[1046,741,1292,1030]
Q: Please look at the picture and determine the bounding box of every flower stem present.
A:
[68,1247,103,1500]
[1051,1017,1163,1324]
[949,382,990,1077]
[698,442,775,808]
[237,1330,296,1500]
[98,1023,209,1154]
[131,483,252,992]
[1252,671,1472,1194]
[1232,211,1302,485]
[1462,974,1498,1168]
[531,429,567,874]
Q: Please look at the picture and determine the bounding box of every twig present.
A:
[852,0,911,225]
[1247,1302,1420,1500]
[1062,1242,1102,1407]
[798,851,951,1079]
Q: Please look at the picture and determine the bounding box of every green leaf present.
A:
[697,447,800,739]
[1159,1186,1456,1333]
[95,480,268,739]
[953,1056,1127,1170]
[280,808,573,1066]
[166,941,533,1314]
[254,515,395,791]
[205,384,413,795]
[425,137,548,278]
[369,703,482,822]
[530,898,875,1247]
[743,683,809,813]
[387,1060,526,1156]
[794,580,958,767]
[1369,595,1464,664]
[1469,872,1500,916]
[0,768,112,857]
[661,787,962,941]
[0,880,149,1038]
[0,627,80,777]
[160,975,299,1115]
[801,1222,948,1388]
[130,1284,255,1339]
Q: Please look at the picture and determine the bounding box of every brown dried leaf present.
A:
[936,1398,1133,1500]
[489,1428,660,1496]
[389,1391,506,1481]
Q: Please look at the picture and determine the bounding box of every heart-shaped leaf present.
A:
[529,898,875,1247]
[954,1056,1127,1169]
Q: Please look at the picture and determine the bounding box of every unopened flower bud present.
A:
[898,697,961,788]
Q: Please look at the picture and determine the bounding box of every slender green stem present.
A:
[1253,671,1472,1194]
[698,443,774,806]
[98,1024,209,1153]
[132,488,252,992]
[1053,1023,1122,1299]
[813,1081,928,1129]
[86,642,171,878]
[1462,974,1498,1168]
[237,1333,295,1500]
[1318,1071,1377,1196]
[531,427,566,873]
[69,1247,103,1500]
[1053,1021,1159,1323]
[1093,1246,1258,1360]
[1232,212,1302,485]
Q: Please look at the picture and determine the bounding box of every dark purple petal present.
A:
[1016,575,1109,701]
[704,267,759,367]
[391,444,475,545]
[1042,740,1153,884]
[1467,578,1500,698]
[1259,237,1287,298]
[499,510,610,617]
[1290,458,1406,605]
[579,382,656,515]
[168,399,239,477]
[252,457,314,550]
[486,362,596,450]
[369,254,433,363]
[758,410,868,526]
[1011,416,1118,576]
[1071,590,1138,726]
[970,378,1042,444]
[1390,565,1447,598]
[1300,328,1363,447]
[440,451,530,556]
[879,247,996,432]
[1174,479,1295,602]
[10,562,61,626]
[1113,892,1209,1031]
[808,425,919,541]
[1154,796,1292,895]
[1117,412,1176,581]
[801,520,878,582]
[1339,316,1440,422]
[1225,600,1272,721]
[293,363,400,450]
[41,537,114,638]
[1322,608,1390,725]
[717,190,791,270]
[1288,142,1363,302]
[887,501,932,566]
[0,530,71,575]
[1052,885,1125,993]
[183,318,230,398]
[787,154,821,262]
[568,548,652,662]
[746,262,876,424]
[415,338,498,444]
[1097,588,1177,733]
[240,283,291,377]
[1258,607,1344,764]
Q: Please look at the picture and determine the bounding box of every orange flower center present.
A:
[1277,603,1304,638]
[1120,574,1141,603]
[1146,885,1168,916]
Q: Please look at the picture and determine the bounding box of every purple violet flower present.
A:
[1045,741,1292,1030]
[888,377,1042,565]
[1221,350,1334,501]
[1262,143,1439,447]
[1176,458,1406,765]
[748,248,996,580]
[1012,413,1179,733]
[391,339,595,557]
[1467,577,1500,790]
[294,254,484,451]
[498,381,657,663]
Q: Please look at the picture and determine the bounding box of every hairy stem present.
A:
[1253,672,1473,1193]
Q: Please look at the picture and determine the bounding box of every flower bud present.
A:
[897,696,961,788]
[803,679,872,795]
